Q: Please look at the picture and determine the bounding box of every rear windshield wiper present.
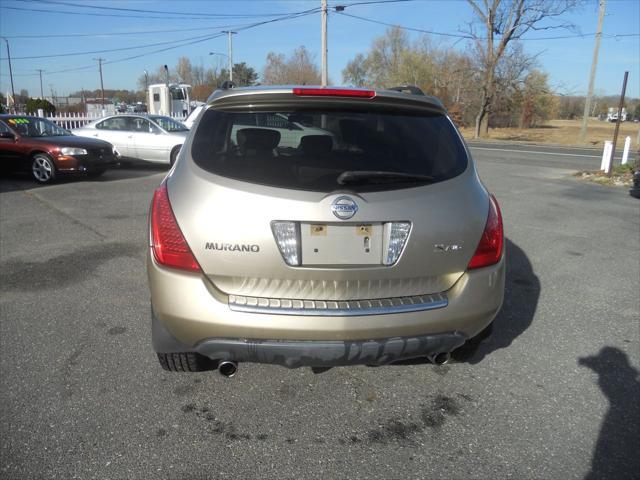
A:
[337,170,434,185]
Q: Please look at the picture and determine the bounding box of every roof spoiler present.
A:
[387,85,425,96]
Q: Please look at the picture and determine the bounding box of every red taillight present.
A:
[292,87,375,98]
[468,194,504,270]
[150,183,201,272]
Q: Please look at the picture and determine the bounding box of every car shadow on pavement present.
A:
[463,237,540,364]
[578,347,640,480]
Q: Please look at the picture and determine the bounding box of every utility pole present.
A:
[579,0,606,143]
[93,57,105,108]
[143,70,149,108]
[321,0,328,86]
[1,37,16,112]
[36,69,44,98]
[222,30,236,82]
[607,71,628,177]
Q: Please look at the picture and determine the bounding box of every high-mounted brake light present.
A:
[151,183,201,272]
[467,194,504,270]
[292,87,375,99]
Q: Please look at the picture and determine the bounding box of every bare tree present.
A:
[288,47,322,84]
[176,57,194,85]
[192,64,206,86]
[262,47,321,85]
[366,27,409,86]
[466,0,580,138]
[342,53,368,86]
[262,52,288,85]
[517,69,557,127]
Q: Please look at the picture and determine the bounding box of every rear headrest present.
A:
[237,128,280,151]
[300,135,333,155]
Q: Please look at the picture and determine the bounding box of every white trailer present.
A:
[148,83,192,116]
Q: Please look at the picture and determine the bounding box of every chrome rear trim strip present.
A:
[228,293,448,316]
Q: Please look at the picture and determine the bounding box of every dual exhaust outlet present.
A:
[215,352,450,377]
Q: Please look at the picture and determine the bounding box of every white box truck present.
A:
[607,107,628,122]
[148,83,192,116]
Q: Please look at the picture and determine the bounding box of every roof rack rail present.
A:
[387,85,425,96]
[220,80,235,90]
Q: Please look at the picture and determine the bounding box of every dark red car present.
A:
[0,115,119,184]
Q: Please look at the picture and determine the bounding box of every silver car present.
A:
[147,85,505,377]
[74,114,188,165]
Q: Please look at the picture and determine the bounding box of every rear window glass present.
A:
[191,109,468,192]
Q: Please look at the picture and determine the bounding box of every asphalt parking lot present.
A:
[1,147,638,479]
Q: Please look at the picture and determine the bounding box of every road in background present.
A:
[467,141,629,170]
[1,147,638,479]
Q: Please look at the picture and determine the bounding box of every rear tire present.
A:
[157,352,214,372]
[31,153,56,184]
[169,146,181,167]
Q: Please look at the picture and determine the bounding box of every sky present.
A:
[0,0,638,99]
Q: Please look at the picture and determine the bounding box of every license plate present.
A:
[300,223,383,265]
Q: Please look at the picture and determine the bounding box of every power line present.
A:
[1,32,227,77]
[340,0,414,6]
[336,11,640,41]
[2,25,246,39]
[3,32,224,60]
[0,2,406,39]
[1,8,319,39]
[49,33,227,75]
[234,7,321,32]
[2,5,281,21]
[1,8,319,63]
[521,32,639,41]
[22,0,300,18]
[6,8,319,76]
[336,11,471,38]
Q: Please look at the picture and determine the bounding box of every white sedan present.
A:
[74,115,189,166]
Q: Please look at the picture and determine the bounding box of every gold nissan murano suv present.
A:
[147,85,505,377]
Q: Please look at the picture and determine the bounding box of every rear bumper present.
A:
[149,250,505,365]
[152,311,465,368]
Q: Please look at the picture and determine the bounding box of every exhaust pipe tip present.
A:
[428,352,451,365]
[218,360,238,378]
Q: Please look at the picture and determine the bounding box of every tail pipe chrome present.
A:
[428,352,451,365]
[218,360,238,377]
